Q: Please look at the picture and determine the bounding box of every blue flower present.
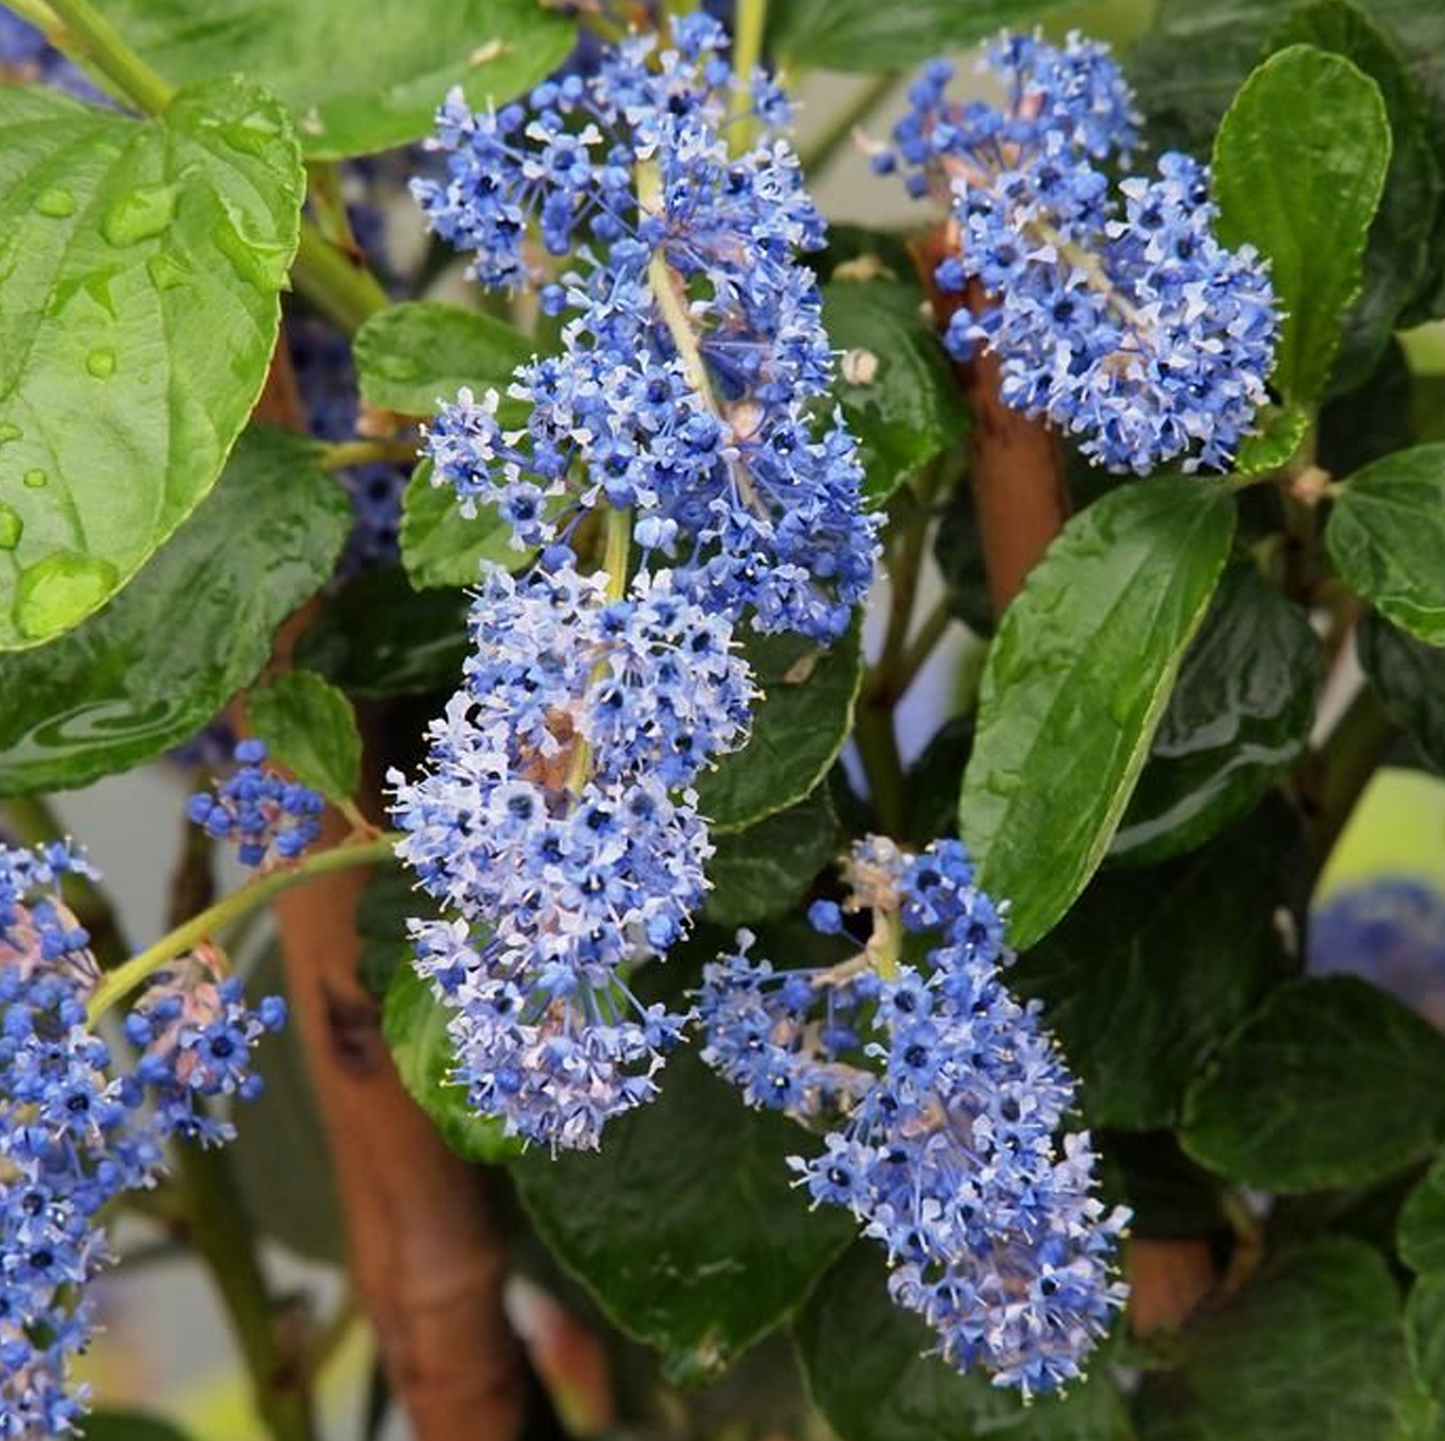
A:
[188,739,325,868]
[699,836,1129,1396]
[0,11,107,102]
[390,559,755,1150]
[0,842,282,1434]
[415,18,879,640]
[888,32,1278,474]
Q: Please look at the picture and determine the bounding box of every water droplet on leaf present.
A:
[0,422,21,445]
[86,348,116,379]
[0,504,22,551]
[35,187,75,218]
[22,469,47,489]
[14,553,116,639]
[101,183,178,246]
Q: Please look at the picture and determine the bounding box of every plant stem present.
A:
[799,74,896,176]
[292,222,391,336]
[39,0,174,111]
[731,0,769,150]
[321,437,419,472]
[87,833,400,1020]
[179,1145,317,1441]
[893,596,953,699]
[854,702,907,837]
[1302,685,1397,865]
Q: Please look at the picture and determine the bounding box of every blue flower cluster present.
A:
[391,561,755,1150]
[415,12,878,641]
[188,739,324,868]
[699,837,1129,1395]
[0,10,104,101]
[882,33,1278,474]
[0,842,282,1435]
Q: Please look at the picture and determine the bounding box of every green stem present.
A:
[291,222,390,337]
[87,833,399,1020]
[799,74,896,176]
[893,596,953,699]
[731,0,769,150]
[1303,686,1397,866]
[854,702,907,838]
[179,1146,316,1441]
[305,161,358,252]
[320,436,418,472]
[38,0,174,111]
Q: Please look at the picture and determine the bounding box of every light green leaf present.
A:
[959,478,1236,950]
[512,1050,854,1386]
[1328,444,1445,644]
[820,280,968,506]
[0,80,304,649]
[1211,45,1391,405]
[382,962,520,1165]
[695,621,864,833]
[1181,975,1445,1192]
[353,300,532,418]
[247,670,362,805]
[399,462,542,590]
[0,426,350,796]
[1234,406,1309,477]
[93,0,576,158]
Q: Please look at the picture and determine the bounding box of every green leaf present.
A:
[958,478,1236,950]
[1016,810,1294,1130]
[1181,975,1445,1192]
[695,621,864,833]
[93,0,576,158]
[0,80,304,649]
[704,787,839,927]
[934,481,993,638]
[1134,1239,1410,1441]
[1408,1276,1445,1407]
[400,464,544,591]
[1267,1,1444,387]
[1399,1153,1445,1275]
[820,280,968,506]
[353,300,532,417]
[1233,405,1309,477]
[0,426,349,796]
[1358,611,1445,771]
[794,1244,1131,1441]
[296,564,470,700]
[1328,444,1445,644]
[1211,45,1391,405]
[82,1414,193,1441]
[247,670,362,805]
[382,961,520,1165]
[1111,564,1321,865]
[769,0,1070,72]
[512,1050,854,1385]
[229,947,344,1264]
[355,860,431,1000]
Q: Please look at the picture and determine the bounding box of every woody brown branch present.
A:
[251,344,528,1441]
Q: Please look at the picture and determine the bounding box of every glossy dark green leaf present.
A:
[1181,975,1445,1192]
[1328,445,1445,644]
[695,621,864,833]
[1268,1,1443,388]
[354,300,533,417]
[0,426,350,796]
[1400,1154,1445,1275]
[382,961,520,1165]
[794,1244,1130,1441]
[82,1414,194,1441]
[230,947,344,1264]
[1359,611,1445,772]
[820,280,968,506]
[704,787,838,927]
[1408,1276,1445,1408]
[1135,1240,1410,1441]
[958,478,1236,950]
[355,860,432,1001]
[1319,338,1415,476]
[247,671,362,805]
[1111,564,1320,865]
[1017,814,1293,1130]
[1212,46,1391,405]
[93,0,576,158]
[512,1050,853,1386]
[296,564,470,700]
[901,715,974,847]
[399,463,544,591]
[0,80,304,648]
[769,0,1069,71]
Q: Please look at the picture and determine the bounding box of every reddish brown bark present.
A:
[909,225,1071,616]
[251,339,527,1441]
